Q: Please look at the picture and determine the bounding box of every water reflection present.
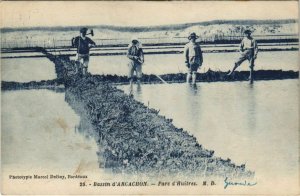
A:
[189,83,199,95]
[75,116,94,140]
[185,84,201,133]
[65,89,96,140]
[137,82,142,94]
[128,82,143,100]
[64,89,108,170]
[247,83,257,131]
[73,111,107,170]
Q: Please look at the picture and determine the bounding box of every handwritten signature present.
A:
[224,177,257,189]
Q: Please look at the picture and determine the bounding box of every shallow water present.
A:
[86,51,298,76]
[1,50,297,83]
[1,52,44,58]
[1,58,57,82]
[118,79,299,189]
[1,79,298,194]
[46,44,298,57]
[1,90,100,172]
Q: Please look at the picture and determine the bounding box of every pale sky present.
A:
[1,1,298,28]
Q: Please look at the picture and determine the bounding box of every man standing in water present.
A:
[127,38,144,85]
[184,32,203,84]
[227,29,258,82]
[72,27,96,75]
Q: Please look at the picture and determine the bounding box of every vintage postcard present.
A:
[1,1,299,195]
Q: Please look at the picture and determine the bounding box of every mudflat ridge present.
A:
[65,75,254,177]
[2,69,298,91]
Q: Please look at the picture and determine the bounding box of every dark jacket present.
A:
[72,36,96,54]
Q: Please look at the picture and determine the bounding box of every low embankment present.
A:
[2,69,298,91]
[64,74,254,177]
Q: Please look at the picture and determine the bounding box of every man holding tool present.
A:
[184,32,203,85]
[72,27,96,75]
[227,29,258,83]
[127,38,144,85]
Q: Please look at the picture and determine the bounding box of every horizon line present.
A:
[1,19,298,31]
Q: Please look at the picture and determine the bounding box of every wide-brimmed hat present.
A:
[80,27,88,34]
[131,37,140,44]
[131,37,139,42]
[188,32,199,40]
[244,29,252,34]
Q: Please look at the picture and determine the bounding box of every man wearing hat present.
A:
[227,29,258,81]
[72,27,96,75]
[184,32,203,84]
[127,38,144,85]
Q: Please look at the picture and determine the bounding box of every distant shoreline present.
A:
[1,18,298,49]
[1,19,297,32]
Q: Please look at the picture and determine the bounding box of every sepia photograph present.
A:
[0,1,299,195]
